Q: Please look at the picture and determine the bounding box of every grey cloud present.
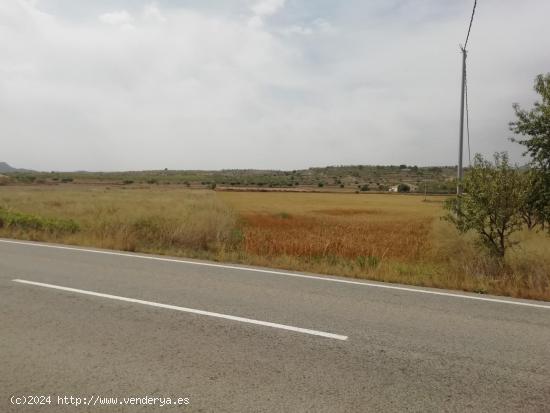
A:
[1,0,549,171]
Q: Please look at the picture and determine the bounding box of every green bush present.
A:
[16,175,36,183]
[0,207,80,233]
[398,183,410,192]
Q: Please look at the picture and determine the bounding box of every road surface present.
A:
[1,238,549,412]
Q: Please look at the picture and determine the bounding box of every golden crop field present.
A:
[1,185,549,300]
[220,192,440,261]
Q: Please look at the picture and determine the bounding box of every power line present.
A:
[457,0,478,198]
[464,0,478,49]
[464,0,477,167]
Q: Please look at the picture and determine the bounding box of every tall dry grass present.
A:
[242,212,431,261]
[0,186,239,256]
[428,221,550,300]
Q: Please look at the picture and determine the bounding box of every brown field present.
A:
[1,186,549,300]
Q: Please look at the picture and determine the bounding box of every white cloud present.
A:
[248,0,286,29]
[99,10,134,26]
[247,15,263,29]
[282,19,336,37]
[251,0,286,17]
[142,3,166,23]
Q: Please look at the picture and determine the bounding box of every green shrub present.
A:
[0,207,80,233]
[16,175,36,183]
[398,183,410,192]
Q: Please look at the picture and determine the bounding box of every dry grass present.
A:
[1,186,549,300]
[241,213,431,261]
[312,208,385,216]
[222,193,440,262]
[0,186,239,256]
[220,191,550,301]
[428,221,550,301]
[220,192,443,219]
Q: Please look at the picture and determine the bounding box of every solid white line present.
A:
[12,279,348,341]
[2,238,550,310]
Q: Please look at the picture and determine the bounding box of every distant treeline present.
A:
[1,164,459,193]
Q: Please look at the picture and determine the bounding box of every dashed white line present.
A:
[12,279,348,341]
[2,238,549,310]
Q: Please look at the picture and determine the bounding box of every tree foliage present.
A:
[510,73,550,229]
[444,153,524,257]
[518,169,545,229]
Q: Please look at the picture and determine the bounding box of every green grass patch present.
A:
[0,207,80,234]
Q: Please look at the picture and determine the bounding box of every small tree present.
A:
[444,153,524,258]
[510,73,550,229]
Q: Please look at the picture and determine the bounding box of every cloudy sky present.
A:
[1,0,549,171]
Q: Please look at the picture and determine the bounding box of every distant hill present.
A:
[0,162,17,173]
[0,162,34,173]
[5,164,457,193]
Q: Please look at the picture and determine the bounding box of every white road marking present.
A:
[12,279,348,341]
[2,238,550,310]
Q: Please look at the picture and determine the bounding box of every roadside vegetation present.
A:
[0,187,239,256]
[1,186,549,301]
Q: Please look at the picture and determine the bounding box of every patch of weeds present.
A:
[230,228,244,244]
[0,207,80,233]
[357,255,380,270]
[324,255,340,266]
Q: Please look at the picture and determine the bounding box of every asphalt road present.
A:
[1,238,549,412]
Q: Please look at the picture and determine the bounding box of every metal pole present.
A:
[424,180,427,201]
[457,46,467,197]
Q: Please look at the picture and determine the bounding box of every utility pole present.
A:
[457,46,467,197]
[424,180,427,201]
